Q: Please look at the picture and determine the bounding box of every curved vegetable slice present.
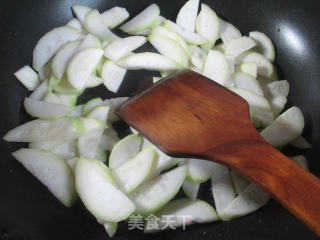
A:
[219,18,242,44]
[86,105,110,122]
[233,72,264,96]
[290,136,311,149]
[261,106,304,147]
[103,97,129,122]
[116,52,178,71]
[120,4,160,34]
[76,34,102,52]
[24,97,72,119]
[75,158,135,222]
[29,140,77,160]
[230,170,250,195]
[249,31,275,61]
[78,130,103,159]
[129,165,187,216]
[104,36,147,61]
[72,5,91,23]
[112,147,156,193]
[14,66,40,90]
[100,60,127,93]
[164,20,207,45]
[84,9,119,42]
[109,134,142,170]
[225,36,256,57]
[51,40,81,79]
[85,76,103,88]
[220,183,270,221]
[145,198,218,232]
[236,62,258,78]
[211,164,236,217]
[203,50,230,85]
[99,128,119,151]
[67,48,104,90]
[195,4,219,50]
[32,26,81,71]
[236,51,273,77]
[101,6,129,29]
[182,180,200,201]
[176,0,199,32]
[148,35,189,68]
[185,158,218,183]
[82,98,103,116]
[66,18,83,31]
[12,148,76,207]
[188,45,206,70]
[29,80,49,100]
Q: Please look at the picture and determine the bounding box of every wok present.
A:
[0,0,319,239]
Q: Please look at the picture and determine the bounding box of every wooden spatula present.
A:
[117,70,320,235]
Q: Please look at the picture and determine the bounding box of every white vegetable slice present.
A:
[84,9,119,42]
[153,77,161,83]
[32,26,81,71]
[99,128,119,151]
[230,87,273,127]
[101,6,129,29]
[219,18,242,44]
[12,148,76,207]
[225,55,236,75]
[103,97,129,122]
[67,48,104,90]
[291,155,309,170]
[38,62,52,81]
[14,65,40,90]
[195,4,219,50]
[266,80,290,97]
[3,117,105,142]
[51,40,81,79]
[116,52,178,71]
[29,80,49,100]
[236,62,258,78]
[148,34,189,68]
[236,51,273,77]
[261,106,304,147]
[163,20,207,45]
[233,72,264,96]
[75,158,135,222]
[85,76,103,88]
[82,98,103,116]
[52,75,82,95]
[66,18,83,31]
[230,170,250,195]
[211,164,236,216]
[30,140,77,160]
[104,36,147,61]
[145,198,218,232]
[72,5,91,23]
[141,138,173,179]
[203,50,229,85]
[290,136,311,149]
[268,95,287,117]
[225,36,256,57]
[185,159,218,183]
[188,45,206,70]
[112,147,156,193]
[43,92,77,107]
[120,4,160,33]
[66,158,79,171]
[86,105,110,122]
[103,222,118,238]
[76,34,101,53]
[109,134,142,170]
[249,31,275,61]
[100,60,127,93]
[129,165,187,216]
[24,97,71,120]
[176,0,199,32]
[220,183,270,220]
[78,130,103,158]
[182,180,200,201]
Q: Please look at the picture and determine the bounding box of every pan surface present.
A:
[0,0,319,239]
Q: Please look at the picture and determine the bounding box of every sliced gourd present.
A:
[29,80,49,100]
[290,136,311,149]
[75,158,135,222]
[12,148,76,207]
[236,62,258,78]
[14,65,40,90]
[203,50,229,85]
[291,155,309,170]
[32,26,81,71]
[233,72,264,96]
[82,98,103,116]
[249,31,275,61]
[176,0,199,32]
[78,130,104,159]
[101,6,129,29]
[225,36,256,57]
[129,165,187,216]
[100,60,127,93]
[182,180,200,201]
[185,158,218,183]
[72,5,91,23]
[112,147,157,193]
[219,18,242,44]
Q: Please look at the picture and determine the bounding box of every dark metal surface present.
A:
[0,0,319,239]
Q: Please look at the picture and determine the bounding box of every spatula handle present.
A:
[205,140,320,235]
